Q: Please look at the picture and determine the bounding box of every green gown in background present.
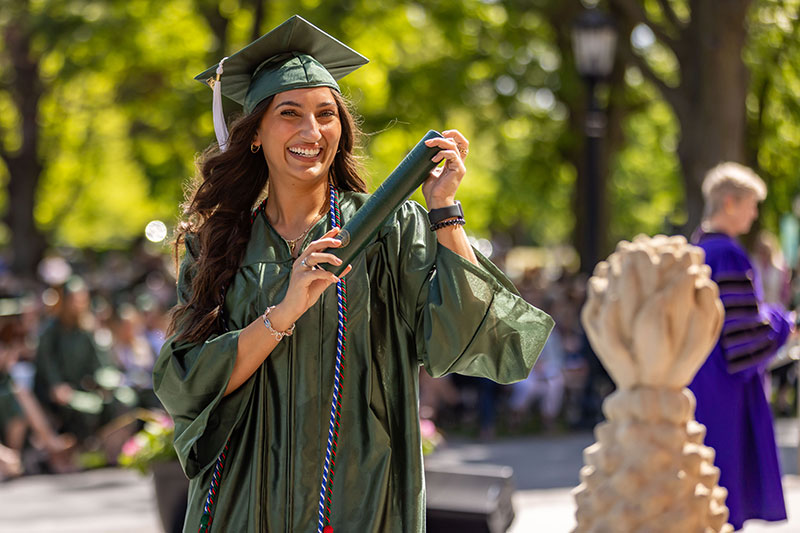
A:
[154,192,554,532]
[34,320,110,439]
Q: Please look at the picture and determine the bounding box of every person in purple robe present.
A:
[689,162,795,531]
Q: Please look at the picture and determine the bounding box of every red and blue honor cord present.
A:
[198,442,228,532]
[198,185,347,533]
[316,186,347,533]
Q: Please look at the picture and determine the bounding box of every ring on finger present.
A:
[300,258,316,270]
[459,147,468,158]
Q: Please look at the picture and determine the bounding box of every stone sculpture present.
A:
[573,234,732,533]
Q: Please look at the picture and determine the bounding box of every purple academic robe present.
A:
[689,230,792,530]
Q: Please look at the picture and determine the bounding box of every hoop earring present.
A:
[251,143,261,153]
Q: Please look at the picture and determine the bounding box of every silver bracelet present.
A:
[262,306,295,341]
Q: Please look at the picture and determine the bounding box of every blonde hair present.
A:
[701,162,767,219]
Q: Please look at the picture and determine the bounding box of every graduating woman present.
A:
[154,16,553,533]
[689,162,795,531]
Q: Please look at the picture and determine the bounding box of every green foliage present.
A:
[1,0,212,249]
[606,0,800,243]
[1,0,799,255]
[609,74,684,241]
[118,410,177,475]
[745,0,800,232]
[1,0,586,252]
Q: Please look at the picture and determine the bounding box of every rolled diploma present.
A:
[323,129,444,275]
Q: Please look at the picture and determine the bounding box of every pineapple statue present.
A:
[573,235,732,533]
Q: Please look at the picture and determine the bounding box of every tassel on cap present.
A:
[213,57,230,151]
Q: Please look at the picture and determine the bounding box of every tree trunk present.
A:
[248,0,268,43]
[3,17,46,279]
[609,0,753,235]
[674,0,752,233]
[5,155,45,279]
[197,0,229,62]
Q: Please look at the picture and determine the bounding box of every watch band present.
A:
[427,201,463,226]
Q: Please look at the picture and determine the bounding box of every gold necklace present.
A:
[285,216,321,251]
[274,204,327,253]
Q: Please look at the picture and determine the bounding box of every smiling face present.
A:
[253,87,342,185]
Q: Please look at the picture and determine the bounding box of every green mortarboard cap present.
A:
[195,15,368,116]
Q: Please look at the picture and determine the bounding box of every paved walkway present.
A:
[428,421,800,532]
[2,419,799,532]
[2,467,160,533]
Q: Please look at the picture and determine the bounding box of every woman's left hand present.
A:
[422,130,469,209]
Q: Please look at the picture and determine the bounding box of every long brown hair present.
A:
[169,90,367,343]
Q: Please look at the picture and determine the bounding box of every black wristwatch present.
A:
[427,201,463,226]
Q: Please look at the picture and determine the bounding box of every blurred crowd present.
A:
[0,241,174,479]
[1,229,798,479]
[420,229,800,441]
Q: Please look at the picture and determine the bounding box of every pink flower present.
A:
[419,418,437,440]
[156,414,174,429]
[122,437,142,457]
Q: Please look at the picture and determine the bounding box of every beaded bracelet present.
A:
[430,217,466,232]
[262,306,295,341]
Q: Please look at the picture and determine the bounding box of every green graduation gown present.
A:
[154,193,554,532]
[34,320,112,439]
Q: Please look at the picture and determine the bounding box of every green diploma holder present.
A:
[323,129,444,276]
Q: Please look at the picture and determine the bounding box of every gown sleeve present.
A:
[152,235,254,479]
[710,245,792,375]
[385,201,554,383]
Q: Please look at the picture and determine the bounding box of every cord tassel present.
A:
[212,57,230,151]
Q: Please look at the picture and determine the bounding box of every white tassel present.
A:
[213,57,230,151]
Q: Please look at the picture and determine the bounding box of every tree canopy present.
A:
[1,0,798,275]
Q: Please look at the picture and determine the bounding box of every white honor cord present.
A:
[213,57,230,151]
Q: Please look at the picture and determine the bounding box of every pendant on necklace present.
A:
[286,229,309,253]
[283,213,322,253]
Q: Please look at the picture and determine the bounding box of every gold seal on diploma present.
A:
[337,229,351,248]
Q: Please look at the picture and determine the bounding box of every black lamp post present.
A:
[572,9,617,272]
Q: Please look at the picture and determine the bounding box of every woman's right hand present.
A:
[268,227,352,331]
[225,228,352,396]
